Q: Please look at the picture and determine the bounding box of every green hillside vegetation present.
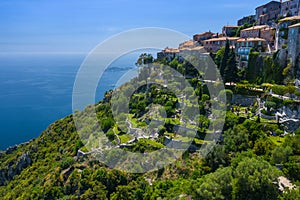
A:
[1,54,300,199]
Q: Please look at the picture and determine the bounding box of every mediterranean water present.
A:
[0,53,141,149]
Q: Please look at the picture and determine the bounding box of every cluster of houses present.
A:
[157,0,300,75]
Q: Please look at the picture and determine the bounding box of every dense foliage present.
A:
[1,53,300,199]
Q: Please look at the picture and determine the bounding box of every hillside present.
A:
[1,56,300,199]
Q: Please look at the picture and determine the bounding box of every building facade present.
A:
[256,1,281,25]
[281,0,300,17]
[236,38,267,67]
[240,25,270,38]
[202,37,239,53]
[193,32,214,42]
[157,48,180,62]
[276,16,300,50]
[179,40,197,49]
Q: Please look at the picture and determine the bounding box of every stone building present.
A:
[157,45,205,62]
[287,23,300,78]
[179,40,198,50]
[236,38,267,62]
[256,1,281,25]
[202,37,240,53]
[276,16,300,50]
[235,37,267,68]
[157,48,180,62]
[281,0,300,17]
[193,32,214,42]
[261,27,276,50]
[240,25,270,38]
[237,15,256,26]
[222,26,239,37]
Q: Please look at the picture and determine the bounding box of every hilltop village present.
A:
[158,0,300,81]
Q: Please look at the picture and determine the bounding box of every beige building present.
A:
[179,40,197,49]
[193,32,214,42]
[240,25,269,38]
[157,46,205,62]
[157,48,180,62]
[202,37,240,53]
[236,38,267,52]
[236,38,267,67]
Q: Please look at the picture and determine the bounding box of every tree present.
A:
[223,49,239,83]
[280,188,300,200]
[223,124,251,153]
[136,53,154,66]
[80,184,108,200]
[232,157,281,200]
[272,146,293,164]
[205,144,228,171]
[192,167,233,200]
[215,46,225,67]
[220,40,230,77]
[253,137,275,156]
[245,52,263,83]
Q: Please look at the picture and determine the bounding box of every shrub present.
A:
[272,85,287,96]
[60,157,75,170]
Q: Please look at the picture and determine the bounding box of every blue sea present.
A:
[0,53,141,150]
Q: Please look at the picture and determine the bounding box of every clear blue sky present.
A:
[0,0,275,54]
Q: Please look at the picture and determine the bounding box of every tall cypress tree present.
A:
[224,48,239,84]
[220,39,230,77]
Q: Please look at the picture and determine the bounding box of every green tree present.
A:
[272,146,293,164]
[280,188,300,200]
[220,40,230,77]
[136,53,154,66]
[192,167,233,200]
[232,157,281,200]
[224,124,251,153]
[246,52,263,83]
[223,49,239,83]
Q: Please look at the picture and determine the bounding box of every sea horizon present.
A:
[0,52,143,150]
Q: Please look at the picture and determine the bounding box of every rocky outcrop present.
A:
[5,145,18,155]
[281,119,300,133]
[278,105,300,119]
[0,152,32,186]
